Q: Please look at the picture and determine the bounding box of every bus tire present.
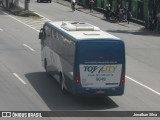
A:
[44,59,50,76]
[44,59,47,70]
[60,72,67,94]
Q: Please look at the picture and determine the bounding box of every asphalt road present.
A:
[0,0,160,119]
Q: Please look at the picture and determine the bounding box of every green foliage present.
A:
[9,6,41,18]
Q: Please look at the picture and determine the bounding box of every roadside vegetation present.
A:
[9,5,40,18]
[3,0,40,18]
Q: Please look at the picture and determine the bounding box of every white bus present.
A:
[39,21,125,96]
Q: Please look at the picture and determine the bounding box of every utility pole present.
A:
[25,0,30,10]
[25,0,30,16]
[14,0,19,7]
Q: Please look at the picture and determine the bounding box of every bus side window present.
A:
[54,32,60,52]
[63,37,75,65]
[56,34,64,55]
[44,26,52,48]
[51,29,57,50]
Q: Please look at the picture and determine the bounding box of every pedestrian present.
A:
[149,15,152,31]
[108,4,111,11]
[119,5,124,22]
[123,8,127,22]
[127,10,132,24]
[151,16,156,31]
[71,0,76,11]
[89,0,95,13]
[105,4,111,20]
[71,0,76,5]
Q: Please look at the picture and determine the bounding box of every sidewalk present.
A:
[55,0,144,29]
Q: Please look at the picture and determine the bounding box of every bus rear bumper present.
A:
[73,85,124,96]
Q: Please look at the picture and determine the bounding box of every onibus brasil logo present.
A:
[1,112,42,118]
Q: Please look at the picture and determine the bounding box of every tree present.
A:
[14,0,19,7]
[5,0,9,8]
[24,0,29,10]
[4,0,19,8]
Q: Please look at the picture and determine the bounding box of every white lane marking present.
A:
[13,73,27,85]
[126,75,160,96]
[23,44,35,51]
[0,28,3,31]
[33,12,50,21]
[1,11,39,32]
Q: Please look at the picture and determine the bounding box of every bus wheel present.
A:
[44,59,50,77]
[44,59,48,72]
[60,72,67,94]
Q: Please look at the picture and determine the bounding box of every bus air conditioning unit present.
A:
[61,21,100,31]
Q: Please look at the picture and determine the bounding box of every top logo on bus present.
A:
[84,65,118,73]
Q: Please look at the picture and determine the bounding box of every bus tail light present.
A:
[120,73,125,85]
[75,74,81,85]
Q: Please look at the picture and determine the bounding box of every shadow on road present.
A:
[107,29,160,36]
[25,72,119,110]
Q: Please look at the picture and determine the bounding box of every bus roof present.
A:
[47,21,120,40]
